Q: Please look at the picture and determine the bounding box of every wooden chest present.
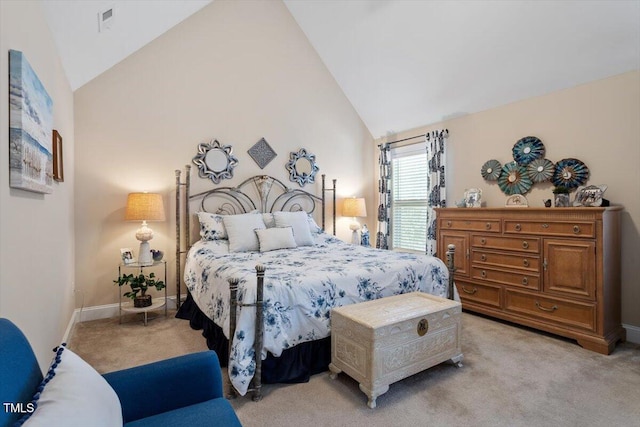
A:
[329,292,463,408]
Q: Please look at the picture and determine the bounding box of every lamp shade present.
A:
[343,198,367,218]
[125,193,166,222]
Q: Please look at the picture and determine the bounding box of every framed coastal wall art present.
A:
[8,49,54,194]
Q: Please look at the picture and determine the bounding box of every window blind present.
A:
[391,144,427,252]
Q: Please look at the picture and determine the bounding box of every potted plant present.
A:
[114,272,165,308]
[552,186,570,207]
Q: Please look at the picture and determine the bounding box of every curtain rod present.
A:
[377,129,448,148]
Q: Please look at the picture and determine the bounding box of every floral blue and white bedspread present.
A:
[184,233,451,395]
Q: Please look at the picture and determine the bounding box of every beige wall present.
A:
[377,70,640,329]
[0,1,76,369]
[74,0,374,308]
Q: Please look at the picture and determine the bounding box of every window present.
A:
[390,143,427,252]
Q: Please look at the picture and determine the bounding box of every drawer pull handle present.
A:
[486,222,492,230]
[481,270,487,278]
[522,277,529,285]
[446,221,452,227]
[573,225,581,234]
[542,223,549,228]
[480,238,486,245]
[535,301,558,313]
[523,259,529,267]
[480,254,487,262]
[514,223,521,231]
[522,241,529,249]
[461,286,478,295]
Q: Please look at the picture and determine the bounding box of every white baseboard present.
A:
[69,296,179,325]
[623,323,640,344]
[64,298,638,344]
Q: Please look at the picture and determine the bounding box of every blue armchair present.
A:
[0,318,242,427]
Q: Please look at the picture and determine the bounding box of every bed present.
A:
[174,166,456,400]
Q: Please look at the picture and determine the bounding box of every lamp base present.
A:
[138,241,153,265]
[351,230,360,245]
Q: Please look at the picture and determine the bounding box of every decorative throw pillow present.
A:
[223,212,266,252]
[19,346,122,427]
[307,213,323,234]
[274,211,315,246]
[262,213,276,229]
[255,227,297,252]
[198,212,228,240]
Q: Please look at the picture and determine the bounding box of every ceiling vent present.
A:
[98,5,115,32]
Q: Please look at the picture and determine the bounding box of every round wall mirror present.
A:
[285,148,319,187]
[193,139,238,184]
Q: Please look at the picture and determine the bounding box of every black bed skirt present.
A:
[176,293,331,384]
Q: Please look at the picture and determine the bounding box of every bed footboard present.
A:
[446,244,456,300]
[228,265,265,401]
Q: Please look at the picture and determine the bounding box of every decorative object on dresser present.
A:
[436,207,625,354]
[343,197,367,244]
[8,50,54,194]
[125,192,166,265]
[552,186,570,207]
[192,139,238,184]
[329,292,463,408]
[463,188,482,207]
[247,137,277,169]
[573,184,607,207]
[285,148,319,187]
[505,194,528,207]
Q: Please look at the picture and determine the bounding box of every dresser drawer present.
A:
[471,235,539,253]
[472,249,539,272]
[504,220,595,238]
[440,218,501,233]
[471,266,540,290]
[455,281,501,308]
[504,289,596,332]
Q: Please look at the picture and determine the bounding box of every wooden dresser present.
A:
[435,207,625,354]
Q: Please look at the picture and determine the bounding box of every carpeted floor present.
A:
[68,310,640,427]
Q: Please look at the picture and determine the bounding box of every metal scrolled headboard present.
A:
[174,165,336,308]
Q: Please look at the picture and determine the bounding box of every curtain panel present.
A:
[425,130,448,256]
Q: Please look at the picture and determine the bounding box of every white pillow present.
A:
[262,213,276,228]
[274,211,315,246]
[255,227,297,252]
[197,212,227,240]
[223,212,266,252]
[307,213,323,234]
[21,346,122,427]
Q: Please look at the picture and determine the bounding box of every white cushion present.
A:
[274,211,315,246]
[223,212,266,252]
[262,213,276,228]
[307,213,323,234]
[197,212,227,240]
[21,346,122,427]
[255,227,297,252]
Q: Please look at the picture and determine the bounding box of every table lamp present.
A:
[125,192,165,265]
[343,197,367,244]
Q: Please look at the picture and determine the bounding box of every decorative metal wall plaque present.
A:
[192,139,238,184]
[285,148,319,187]
[248,137,277,169]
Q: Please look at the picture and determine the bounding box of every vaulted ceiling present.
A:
[41,0,640,138]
